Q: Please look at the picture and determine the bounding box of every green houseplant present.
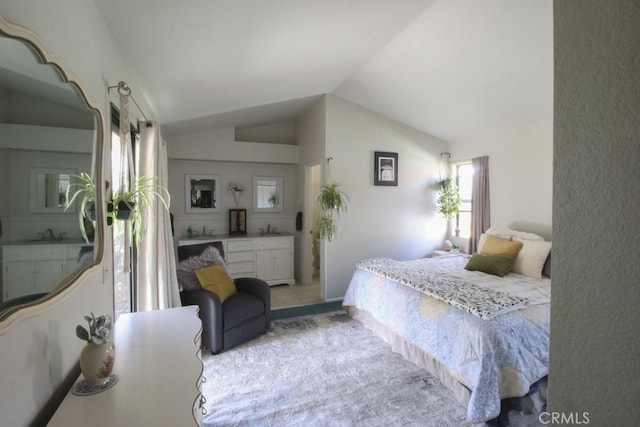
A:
[111,175,170,246]
[436,177,462,220]
[317,182,349,241]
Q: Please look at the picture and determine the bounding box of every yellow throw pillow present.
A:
[194,265,237,302]
[479,235,523,270]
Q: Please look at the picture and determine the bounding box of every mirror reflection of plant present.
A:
[65,172,97,243]
[268,191,279,207]
[317,182,349,241]
[436,177,462,220]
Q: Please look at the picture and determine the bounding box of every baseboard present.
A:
[271,300,344,320]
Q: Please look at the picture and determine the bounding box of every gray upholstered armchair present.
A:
[177,241,271,354]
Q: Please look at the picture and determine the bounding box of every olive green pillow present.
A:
[464,254,514,277]
[194,264,237,302]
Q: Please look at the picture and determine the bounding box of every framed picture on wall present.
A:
[374,151,398,186]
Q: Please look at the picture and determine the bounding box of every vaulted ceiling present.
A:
[94,0,552,142]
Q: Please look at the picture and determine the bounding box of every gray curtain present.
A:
[469,156,490,253]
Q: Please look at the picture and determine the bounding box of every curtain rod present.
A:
[107,80,149,122]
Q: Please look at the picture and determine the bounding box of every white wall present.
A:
[323,95,448,300]
[0,2,150,425]
[550,2,640,425]
[167,126,300,164]
[449,118,553,248]
[295,97,326,285]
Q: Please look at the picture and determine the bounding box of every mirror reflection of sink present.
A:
[22,239,86,244]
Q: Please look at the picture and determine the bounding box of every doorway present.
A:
[270,161,323,309]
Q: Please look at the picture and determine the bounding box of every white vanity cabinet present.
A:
[177,234,295,286]
[2,245,64,300]
[255,236,294,286]
[1,243,91,301]
[225,238,256,278]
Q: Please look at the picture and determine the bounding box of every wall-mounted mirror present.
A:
[30,167,76,213]
[253,176,283,212]
[186,174,220,213]
[0,24,103,322]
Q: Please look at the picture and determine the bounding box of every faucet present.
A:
[266,224,271,234]
[45,228,54,241]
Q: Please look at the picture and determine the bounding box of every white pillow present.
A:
[477,233,487,252]
[511,238,552,279]
[486,227,545,241]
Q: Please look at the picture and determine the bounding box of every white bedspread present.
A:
[343,254,550,423]
[357,256,530,319]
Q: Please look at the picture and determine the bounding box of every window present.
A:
[111,105,139,320]
[452,162,473,238]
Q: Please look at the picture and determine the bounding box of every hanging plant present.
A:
[111,175,170,247]
[436,177,462,220]
[317,216,338,242]
[317,182,349,241]
[317,182,349,213]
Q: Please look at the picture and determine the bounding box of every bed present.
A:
[342,232,551,424]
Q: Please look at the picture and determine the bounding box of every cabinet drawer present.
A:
[226,251,253,263]
[226,239,254,252]
[3,245,64,261]
[255,237,292,250]
[226,261,254,275]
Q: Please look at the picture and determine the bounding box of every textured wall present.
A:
[550,1,640,425]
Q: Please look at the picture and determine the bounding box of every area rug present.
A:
[202,311,541,427]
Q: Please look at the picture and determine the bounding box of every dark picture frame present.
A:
[229,208,247,235]
[374,151,398,186]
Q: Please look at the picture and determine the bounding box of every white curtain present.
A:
[136,122,180,311]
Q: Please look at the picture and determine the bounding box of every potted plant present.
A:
[436,177,462,234]
[317,182,349,241]
[65,172,97,243]
[111,175,170,246]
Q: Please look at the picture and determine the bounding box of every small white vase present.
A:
[80,341,116,386]
[232,190,241,207]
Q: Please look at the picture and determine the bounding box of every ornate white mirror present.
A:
[185,174,221,213]
[253,176,283,213]
[0,20,103,323]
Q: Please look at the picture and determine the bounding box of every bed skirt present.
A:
[345,305,547,423]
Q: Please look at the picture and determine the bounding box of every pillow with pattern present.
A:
[176,246,228,291]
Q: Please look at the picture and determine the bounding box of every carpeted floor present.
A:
[202,311,542,427]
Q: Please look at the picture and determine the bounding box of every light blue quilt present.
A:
[342,254,550,423]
